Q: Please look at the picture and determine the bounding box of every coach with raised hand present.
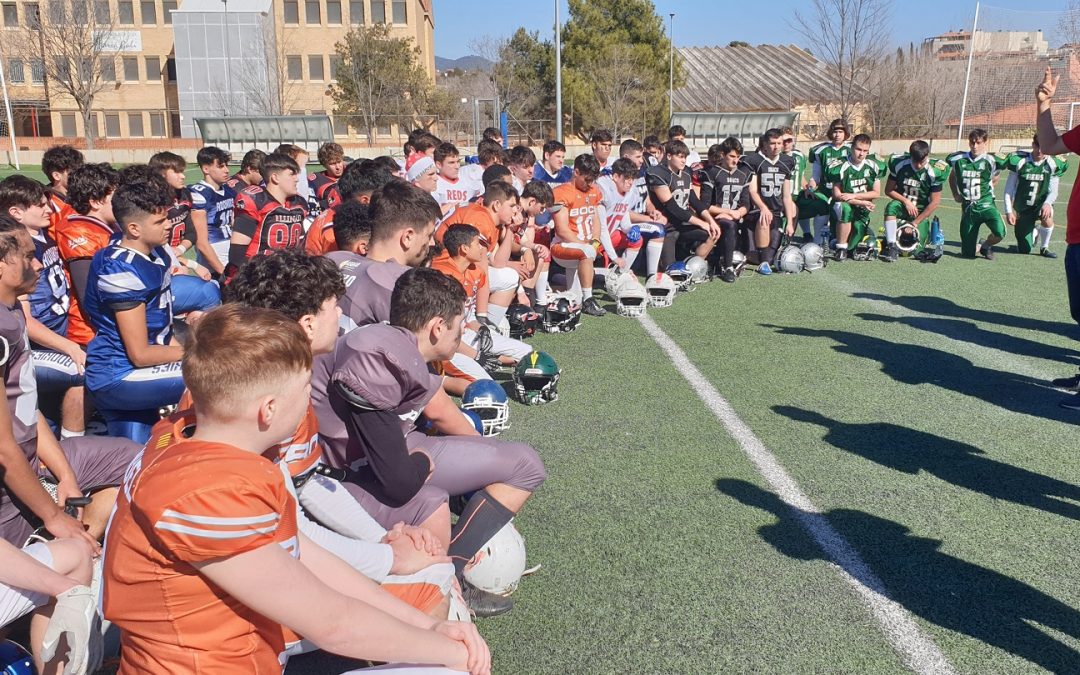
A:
[1036,66,1080,410]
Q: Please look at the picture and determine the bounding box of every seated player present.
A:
[743,129,798,273]
[314,267,546,616]
[223,148,265,193]
[552,154,609,317]
[698,138,752,282]
[147,152,221,312]
[102,305,490,675]
[647,140,719,270]
[947,128,1009,260]
[597,158,665,276]
[310,141,346,214]
[0,536,98,675]
[621,139,667,228]
[0,215,139,549]
[780,127,812,241]
[832,133,882,261]
[56,163,124,353]
[434,142,483,215]
[188,146,234,276]
[84,180,184,442]
[591,129,616,173]
[507,145,537,193]
[305,160,395,256]
[41,145,84,237]
[438,181,524,326]
[460,140,505,186]
[511,181,554,308]
[1004,134,1068,258]
[804,119,852,246]
[667,125,702,167]
[0,177,87,438]
[533,140,574,186]
[228,152,308,269]
[882,140,950,261]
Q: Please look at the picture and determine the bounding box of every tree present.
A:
[791,0,891,125]
[212,21,302,117]
[561,0,681,140]
[1060,1,1080,47]
[729,40,751,48]
[864,52,965,137]
[13,0,131,149]
[573,47,662,141]
[472,30,557,132]
[329,24,440,141]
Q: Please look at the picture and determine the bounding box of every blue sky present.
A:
[433,0,1074,59]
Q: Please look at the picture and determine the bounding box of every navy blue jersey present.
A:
[532,162,573,186]
[189,181,234,245]
[30,231,70,336]
[84,244,174,392]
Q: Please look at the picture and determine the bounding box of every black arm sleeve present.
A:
[329,383,432,508]
[689,186,709,216]
[68,259,92,304]
[183,214,198,245]
[656,193,695,223]
[228,243,249,269]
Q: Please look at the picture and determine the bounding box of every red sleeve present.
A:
[232,192,259,238]
[1063,127,1080,154]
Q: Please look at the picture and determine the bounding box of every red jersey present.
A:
[308,171,339,211]
[436,203,499,253]
[167,188,194,250]
[553,182,603,243]
[55,213,120,345]
[223,174,250,194]
[232,186,308,260]
[103,413,300,675]
[1062,127,1080,245]
[304,207,337,256]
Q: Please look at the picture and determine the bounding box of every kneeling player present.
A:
[597,158,665,277]
[1004,134,1068,258]
[228,152,308,268]
[103,305,490,674]
[832,134,882,261]
[551,154,609,316]
[646,140,719,269]
[882,140,949,261]
[698,138,752,281]
[948,128,1009,260]
[743,129,797,272]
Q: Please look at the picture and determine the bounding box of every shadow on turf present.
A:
[715,478,1080,673]
[764,324,1079,425]
[855,313,1080,366]
[851,293,1080,341]
[773,406,1080,521]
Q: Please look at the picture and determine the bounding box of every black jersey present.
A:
[645,163,693,222]
[696,164,753,213]
[741,152,795,215]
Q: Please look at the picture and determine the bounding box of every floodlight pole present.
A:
[223,0,233,116]
[555,0,562,141]
[956,1,979,151]
[668,13,675,125]
[0,57,20,169]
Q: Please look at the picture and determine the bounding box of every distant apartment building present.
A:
[924,30,1049,61]
[0,0,434,141]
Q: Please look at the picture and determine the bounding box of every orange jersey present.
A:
[176,391,323,480]
[436,203,498,252]
[304,207,337,255]
[54,213,119,345]
[47,190,74,240]
[552,183,603,242]
[103,413,300,675]
[430,252,486,318]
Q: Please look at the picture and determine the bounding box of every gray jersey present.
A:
[327,252,408,328]
[312,324,441,469]
[0,302,38,460]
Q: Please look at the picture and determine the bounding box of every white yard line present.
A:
[638,313,956,675]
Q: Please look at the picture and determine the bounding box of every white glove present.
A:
[40,585,103,675]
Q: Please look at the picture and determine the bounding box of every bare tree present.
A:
[1059,1,1080,47]
[13,0,131,148]
[865,52,965,137]
[214,21,302,117]
[791,0,891,124]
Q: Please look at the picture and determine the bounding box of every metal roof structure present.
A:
[673,44,848,113]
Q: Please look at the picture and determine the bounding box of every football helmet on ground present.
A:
[731,250,748,277]
[463,521,527,596]
[645,273,677,307]
[801,243,827,271]
[896,221,919,255]
[666,261,693,292]
[506,304,539,339]
[461,379,510,435]
[683,255,709,284]
[778,244,805,273]
[541,293,581,333]
[513,351,560,405]
[615,276,648,318]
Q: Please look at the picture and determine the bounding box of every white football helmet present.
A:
[645,273,677,307]
[684,255,709,284]
[615,276,648,317]
[463,521,527,596]
[731,250,748,277]
[778,245,805,274]
[603,263,628,297]
[896,221,919,254]
[801,243,827,271]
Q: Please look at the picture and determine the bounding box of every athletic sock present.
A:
[581,286,593,302]
[836,242,849,250]
[449,490,514,577]
[758,247,774,265]
[884,219,898,244]
[60,427,84,439]
[623,247,641,270]
[534,270,549,305]
[645,240,664,276]
[488,304,508,326]
[1038,226,1054,250]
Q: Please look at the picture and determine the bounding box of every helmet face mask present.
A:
[666,261,693,292]
[645,273,676,307]
[615,277,648,317]
[731,250,747,276]
[507,304,538,339]
[513,351,560,405]
[896,221,919,254]
[541,293,581,333]
[461,380,510,435]
[683,255,708,284]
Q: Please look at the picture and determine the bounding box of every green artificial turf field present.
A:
[3,154,1078,673]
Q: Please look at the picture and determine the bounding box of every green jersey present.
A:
[887,154,951,211]
[946,151,1008,209]
[836,159,882,197]
[1004,151,1068,212]
[810,142,851,193]
[786,149,808,191]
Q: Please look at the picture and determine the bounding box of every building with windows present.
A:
[923,30,1049,62]
[0,0,434,142]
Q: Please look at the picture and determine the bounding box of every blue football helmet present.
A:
[665,261,693,291]
[461,380,510,435]
[0,641,33,675]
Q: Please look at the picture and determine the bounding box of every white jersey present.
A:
[596,175,636,234]
[433,174,482,208]
[458,163,484,184]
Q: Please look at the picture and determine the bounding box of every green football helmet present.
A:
[513,351,561,405]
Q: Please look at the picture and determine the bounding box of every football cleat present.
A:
[506,304,539,340]
[461,380,510,436]
[615,276,648,317]
[1051,372,1080,391]
[513,351,560,405]
[541,293,582,333]
[979,241,995,260]
[880,243,899,262]
[644,273,677,307]
[463,521,528,597]
[801,243,826,271]
[461,580,514,617]
[757,261,773,275]
[683,255,709,284]
[666,261,693,292]
[834,248,849,262]
[582,297,607,317]
[1041,248,1058,259]
[719,267,737,283]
